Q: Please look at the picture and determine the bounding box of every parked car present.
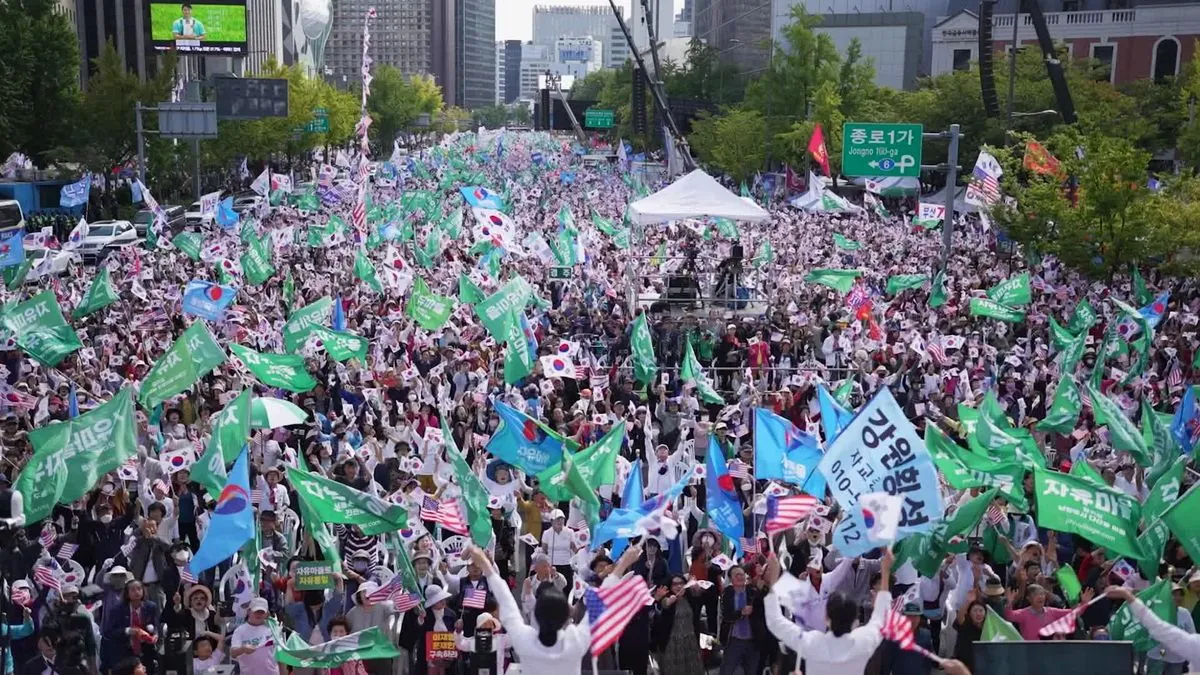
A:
[77,220,139,262]
[231,194,264,215]
[185,201,214,228]
[132,204,186,236]
[26,247,81,280]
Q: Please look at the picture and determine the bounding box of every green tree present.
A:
[368,65,444,146]
[0,0,81,163]
[473,104,510,129]
[688,108,767,182]
[571,69,615,101]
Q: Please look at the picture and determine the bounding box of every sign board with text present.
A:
[584,109,615,129]
[293,561,334,589]
[841,122,923,177]
[425,631,458,661]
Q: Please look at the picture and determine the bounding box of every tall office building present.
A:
[495,41,506,104]
[245,0,298,75]
[532,5,628,68]
[325,0,436,87]
[455,0,496,109]
[554,36,605,78]
[74,0,155,89]
[694,0,772,73]
[519,43,552,99]
[630,0,673,55]
[503,39,523,103]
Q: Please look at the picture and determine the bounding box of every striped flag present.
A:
[739,537,758,555]
[1038,604,1085,637]
[419,496,443,522]
[926,340,949,367]
[393,592,421,612]
[367,574,405,604]
[727,459,752,480]
[420,497,470,535]
[463,587,488,610]
[39,524,56,549]
[985,504,1007,528]
[584,574,652,656]
[1167,359,1183,390]
[56,543,78,561]
[119,537,136,560]
[881,607,914,649]
[178,565,197,584]
[764,495,820,535]
[33,560,63,592]
[11,586,31,607]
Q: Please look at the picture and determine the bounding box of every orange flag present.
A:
[1024,140,1062,177]
[808,124,831,176]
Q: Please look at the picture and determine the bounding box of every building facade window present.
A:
[1152,36,1180,82]
[1090,43,1115,82]
[953,48,972,71]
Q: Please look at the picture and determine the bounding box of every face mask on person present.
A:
[99,514,113,524]
[173,550,191,565]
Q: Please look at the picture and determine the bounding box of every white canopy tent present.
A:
[629,169,770,226]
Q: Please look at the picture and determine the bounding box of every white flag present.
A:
[250,168,270,196]
[860,492,903,543]
[63,218,89,250]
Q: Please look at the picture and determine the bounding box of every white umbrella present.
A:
[250,398,309,429]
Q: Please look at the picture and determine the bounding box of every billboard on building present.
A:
[149,0,248,55]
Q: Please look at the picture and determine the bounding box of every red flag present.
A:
[1024,140,1062,177]
[808,123,831,176]
[785,165,805,193]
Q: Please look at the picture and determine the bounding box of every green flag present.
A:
[15,388,137,522]
[273,625,402,669]
[1131,265,1153,305]
[986,272,1032,306]
[929,270,948,308]
[981,606,1023,642]
[1035,376,1082,434]
[172,231,203,261]
[1143,401,1179,487]
[570,421,625,488]
[406,277,455,331]
[1058,330,1086,376]
[208,389,252,464]
[4,259,32,290]
[1142,455,1186,525]
[1068,299,1097,334]
[71,268,120,318]
[475,276,534,339]
[711,217,739,240]
[630,312,657,386]
[538,448,603,527]
[285,464,408,535]
[1109,578,1175,651]
[230,343,317,392]
[680,339,724,404]
[502,311,533,385]
[805,269,862,294]
[282,297,333,352]
[1069,456,1106,486]
[1055,565,1083,604]
[138,321,227,410]
[832,233,861,250]
[2,290,83,366]
[354,248,383,293]
[283,273,296,314]
[295,480,343,569]
[1136,519,1170,580]
[1162,481,1200,563]
[1085,384,1151,466]
[443,417,494,547]
[969,298,1026,323]
[833,378,854,406]
[1033,467,1143,560]
[885,274,928,295]
[1049,317,1078,350]
[458,274,487,305]
[241,232,275,285]
[752,240,775,268]
[310,326,369,363]
[926,425,1028,510]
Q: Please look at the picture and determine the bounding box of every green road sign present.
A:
[549,266,573,279]
[842,122,923,177]
[585,109,614,129]
[304,118,330,133]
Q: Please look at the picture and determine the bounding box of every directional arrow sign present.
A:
[842,122,923,178]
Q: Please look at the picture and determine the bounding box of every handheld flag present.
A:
[182,280,237,322]
[188,446,255,576]
[705,436,745,550]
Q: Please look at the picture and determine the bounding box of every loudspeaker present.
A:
[731,244,744,260]
[632,66,648,135]
[978,0,1001,117]
[538,88,551,130]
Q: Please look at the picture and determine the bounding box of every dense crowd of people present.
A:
[0,129,1198,675]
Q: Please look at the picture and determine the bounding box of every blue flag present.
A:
[59,176,91,208]
[561,171,576,185]
[817,385,854,444]
[705,436,744,555]
[0,228,25,268]
[1140,291,1170,329]
[131,180,143,205]
[460,186,505,210]
[182,280,237,321]
[68,383,79,418]
[188,445,254,576]
[594,469,689,551]
[215,197,239,230]
[531,152,544,164]
[486,401,566,474]
[1173,385,1200,454]
[609,459,645,558]
[753,408,826,498]
[333,295,346,331]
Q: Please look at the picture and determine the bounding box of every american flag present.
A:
[970,160,1001,205]
[393,592,421,612]
[727,459,752,480]
[34,560,63,592]
[1167,359,1184,390]
[462,587,488,610]
[179,565,197,584]
[881,607,914,649]
[739,537,758,555]
[352,191,367,232]
[251,488,264,504]
[764,495,820,535]
[39,524,56,549]
[1038,603,1086,637]
[420,497,469,535]
[56,543,78,561]
[367,574,405,603]
[11,586,31,607]
[926,340,949,367]
[584,574,652,656]
[985,504,1007,528]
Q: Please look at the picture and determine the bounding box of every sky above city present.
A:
[498,0,676,41]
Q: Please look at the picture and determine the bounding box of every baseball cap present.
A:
[249,597,269,613]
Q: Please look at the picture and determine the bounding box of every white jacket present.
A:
[1132,600,1200,669]
[487,569,591,675]
[764,588,891,675]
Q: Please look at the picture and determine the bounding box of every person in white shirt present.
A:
[540,509,577,586]
[230,598,278,675]
[1107,586,1200,670]
[763,548,893,675]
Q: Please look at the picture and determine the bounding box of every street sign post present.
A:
[294,108,330,134]
[841,123,923,177]
[584,109,614,129]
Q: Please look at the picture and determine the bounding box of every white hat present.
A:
[424,585,453,606]
[357,581,379,599]
[549,509,566,521]
[475,612,500,630]
[249,597,270,613]
[107,565,131,579]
